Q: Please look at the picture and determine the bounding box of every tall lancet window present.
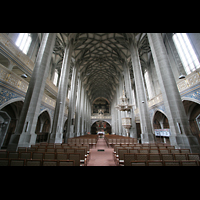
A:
[172,33,200,75]
[53,69,58,86]
[144,70,153,99]
[15,33,32,54]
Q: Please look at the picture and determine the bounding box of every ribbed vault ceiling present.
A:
[52,33,151,103]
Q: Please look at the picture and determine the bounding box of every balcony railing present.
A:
[134,68,200,118]
[0,33,69,114]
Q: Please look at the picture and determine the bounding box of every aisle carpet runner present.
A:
[87,138,117,166]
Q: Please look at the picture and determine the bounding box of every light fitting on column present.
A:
[21,74,27,78]
[179,73,186,79]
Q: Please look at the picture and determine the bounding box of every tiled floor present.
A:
[87,138,117,166]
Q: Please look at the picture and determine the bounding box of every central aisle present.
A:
[87,137,117,166]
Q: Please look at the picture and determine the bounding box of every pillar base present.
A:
[69,125,75,138]
[169,134,200,153]
[129,128,137,139]
[49,132,63,143]
[141,133,155,144]
[55,133,63,143]
[18,133,37,148]
[7,133,37,151]
[7,134,21,151]
[76,132,81,137]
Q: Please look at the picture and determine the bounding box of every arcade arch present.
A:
[91,120,112,135]
[152,110,170,143]
[183,99,200,143]
[0,100,24,148]
[35,110,51,143]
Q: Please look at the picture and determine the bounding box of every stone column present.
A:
[129,38,155,143]
[88,99,91,133]
[75,76,82,137]
[123,60,137,138]
[116,74,125,136]
[7,33,56,151]
[27,34,39,59]
[67,63,79,139]
[111,93,116,134]
[49,39,74,143]
[88,99,90,133]
[115,85,120,135]
[113,95,117,134]
[85,98,90,133]
[147,33,200,152]
[119,75,126,136]
[79,83,85,136]
[85,99,88,134]
[81,89,87,135]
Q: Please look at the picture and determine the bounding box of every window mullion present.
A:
[176,33,192,73]
[181,33,196,71]
[20,33,28,52]
[182,33,200,69]
[16,33,25,48]
[174,34,191,74]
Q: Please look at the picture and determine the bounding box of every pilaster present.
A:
[75,77,82,137]
[67,64,79,139]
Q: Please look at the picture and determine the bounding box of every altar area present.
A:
[97,131,105,138]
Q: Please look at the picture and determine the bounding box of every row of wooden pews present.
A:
[105,135,137,148]
[113,143,200,166]
[0,135,98,166]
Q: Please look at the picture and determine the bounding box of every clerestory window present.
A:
[15,33,32,54]
[172,33,200,75]
[144,70,153,99]
[53,69,58,86]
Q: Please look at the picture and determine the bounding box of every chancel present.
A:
[0,33,200,166]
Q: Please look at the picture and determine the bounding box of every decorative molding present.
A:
[91,116,111,120]
[0,64,56,109]
[0,33,69,105]
[0,88,21,106]
[134,69,200,122]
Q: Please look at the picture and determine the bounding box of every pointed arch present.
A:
[0,97,25,110]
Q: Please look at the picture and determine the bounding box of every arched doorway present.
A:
[0,100,24,148]
[63,119,68,141]
[153,110,170,144]
[153,111,169,129]
[0,111,11,149]
[35,110,51,143]
[183,99,200,143]
[91,120,112,135]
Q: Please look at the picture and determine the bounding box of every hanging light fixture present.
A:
[179,73,186,79]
